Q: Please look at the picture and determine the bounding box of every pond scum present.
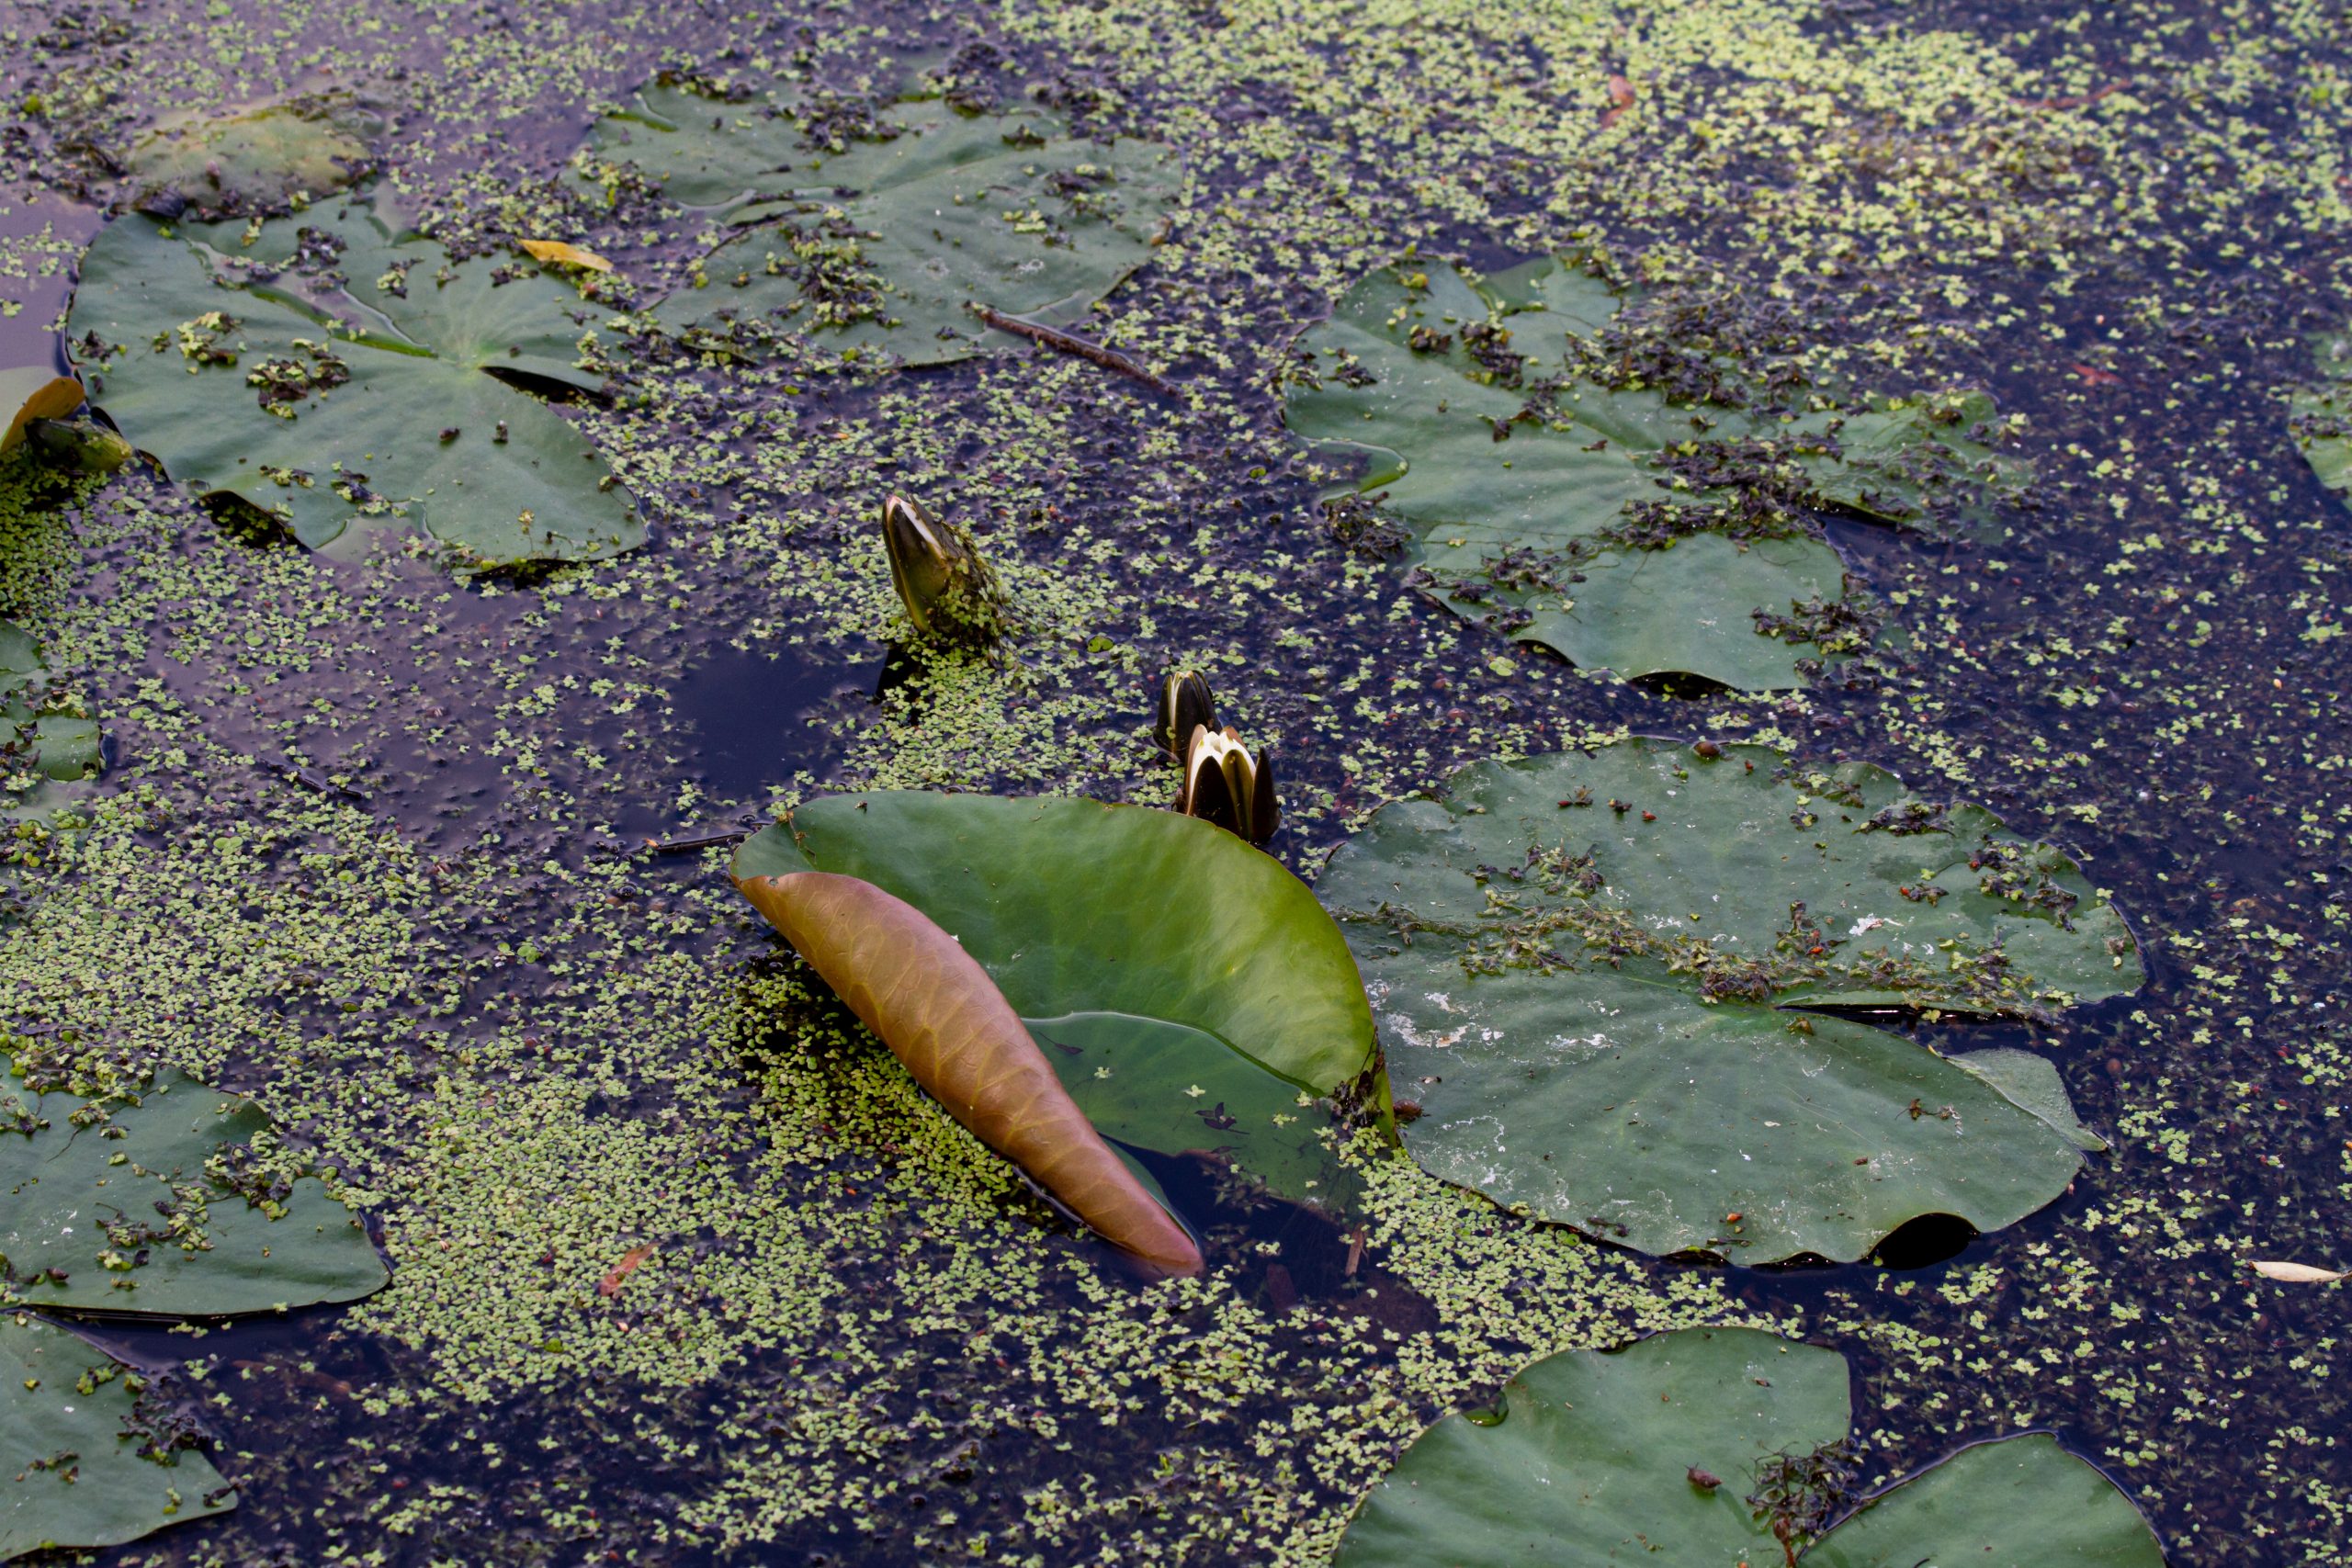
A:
[1,0,2350,1562]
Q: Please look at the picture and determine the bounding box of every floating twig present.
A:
[266,759,370,804]
[639,826,753,857]
[972,304,1177,396]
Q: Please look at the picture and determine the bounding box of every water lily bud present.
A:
[1151,670,1218,760]
[881,491,1007,646]
[1179,724,1279,846]
[27,417,132,474]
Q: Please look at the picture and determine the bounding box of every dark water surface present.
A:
[4,0,2350,1563]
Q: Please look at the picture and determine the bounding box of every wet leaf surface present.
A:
[735,868,1204,1273]
[121,87,382,220]
[67,201,640,562]
[580,74,1177,364]
[0,1313,234,1561]
[1316,739,2139,1261]
[0,1061,389,1317]
[1283,258,2021,688]
[0,614,97,818]
[737,791,1382,1100]
[1337,1325,2164,1566]
[1029,1010,1358,1215]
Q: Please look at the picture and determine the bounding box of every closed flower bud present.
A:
[1151,670,1218,760]
[28,416,132,474]
[1178,724,1279,846]
[882,492,1007,646]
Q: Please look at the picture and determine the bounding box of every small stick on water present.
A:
[972,304,1177,396]
[639,826,753,856]
[267,759,370,804]
[1343,1225,1366,1279]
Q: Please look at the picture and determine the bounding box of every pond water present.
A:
[2,0,2348,1563]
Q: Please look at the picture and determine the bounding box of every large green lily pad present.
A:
[579,76,1177,365]
[0,1061,389,1316]
[67,203,642,564]
[1314,739,2141,1262]
[734,794,1382,1108]
[1283,258,2020,689]
[1,1313,234,1561]
[1336,1325,2165,1566]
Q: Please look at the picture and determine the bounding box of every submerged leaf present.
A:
[0,1061,388,1316]
[123,87,382,219]
[577,75,1176,365]
[2250,1259,2347,1283]
[1316,739,2140,1262]
[2290,328,2352,496]
[1,1314,235,1561]
[0,616,101,820]
[67,203,642,564]
[1337,1326,2165,1566]
[597,1244,658,1296]
[735,869,1203,1275]
[1283,257,2022,688]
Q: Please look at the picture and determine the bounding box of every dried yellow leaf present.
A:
[520,239,612,273]
[2250,1259,2347,1283]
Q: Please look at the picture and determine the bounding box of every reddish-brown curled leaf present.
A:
[598,1244,657,1296]
[738,870,1204,1277]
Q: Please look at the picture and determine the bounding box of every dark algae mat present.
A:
[0,0,2346,1562]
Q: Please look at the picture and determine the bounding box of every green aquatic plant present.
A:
[1315,738,2142,1262]
[67,200,642,564]
[1,1312,236,1562]
[574,71,1178,365]
[1282,257,2023,689]
[881,491,1009,646]
[0,1059,386,1559]
[1177,723,1280,846]
[0,1057,389,1315]
[2290,325,2352,495]
[1335,1325,2166,1566]
[0,616,98,823]
[734,790,1386,1127]
[732,867,1204,1275]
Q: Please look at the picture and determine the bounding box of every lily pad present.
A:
[0,616,99,818]
[1,1313,234,1561]
[1030,1012,1357,1213]
[0,1060,389,1317]
[1336,1325,2165,1566]
[67,202,643,564]
[579,76,1177,365]
[124,88,382,219]
[733,793,1382,1106]
[2290,328,2352,494]
[1314,739,2140,1262]
[1282,258,2020,688]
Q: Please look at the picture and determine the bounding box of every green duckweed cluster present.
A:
[1,0,2350,1562]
